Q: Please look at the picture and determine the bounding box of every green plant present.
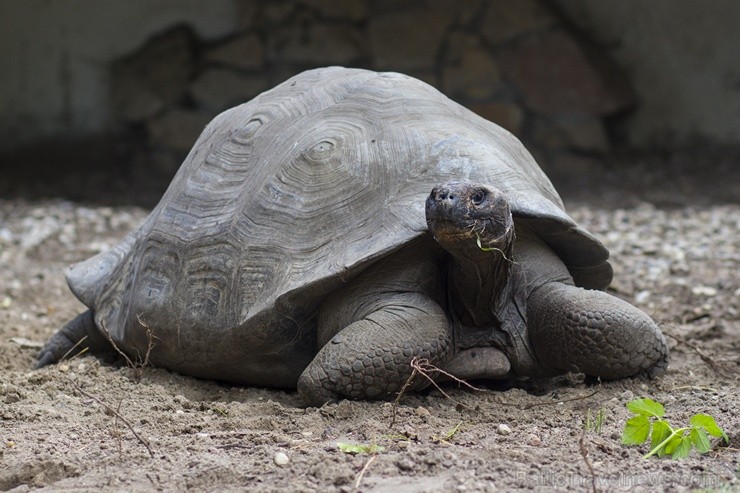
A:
[584,407,606,434]
[337,442,385,454]
[621,398,728,459]
[475,233,514,262]
[432,421,463,443]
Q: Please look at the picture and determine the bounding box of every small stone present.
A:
[497,424,512,435]
[691,286,718,296]
[9,337,43,349]
[396,457,415,471]
[59,364,69,373]
[274,451,289,466]
[621,390,634,401]
[4,393,21,404]
[635,291,650,304]
[414,406,431,418]
[526,433,542,446]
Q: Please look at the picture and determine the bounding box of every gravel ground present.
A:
[0,187,738,492]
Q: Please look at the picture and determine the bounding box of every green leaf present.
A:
[626,398,665,418]
[337,442,385,455]
[622,415,651,444]
[690,427,712,453]
[650,420,672,454]
[664,434,684,455]
[671,436,693,459]
[443,421,463,441]
[690,414,729,442]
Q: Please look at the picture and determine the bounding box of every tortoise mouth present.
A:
[427,217,513,250]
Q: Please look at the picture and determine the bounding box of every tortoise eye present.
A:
[471,190,487,206]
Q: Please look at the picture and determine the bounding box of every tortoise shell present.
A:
[65,67,611,386]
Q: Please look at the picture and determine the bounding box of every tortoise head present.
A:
[425,181,514,258]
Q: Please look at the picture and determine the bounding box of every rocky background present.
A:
[3,0,739,206]
[1,0,643,205]
[112,0,630,181]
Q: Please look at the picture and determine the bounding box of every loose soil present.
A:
[1,170,738,492]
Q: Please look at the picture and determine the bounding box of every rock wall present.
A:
[555,0,740,148]
[108,0,632,176]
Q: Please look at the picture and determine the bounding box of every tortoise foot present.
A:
[527,284,669,379]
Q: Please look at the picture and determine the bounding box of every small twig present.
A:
[664,332,728,376]
[412,358,486,393]
[354,455,376,490]
[114,398,123,458]
[71,380,154,457]
[215,443,251,450]
[59,335,89,363]
[100,319,157,381]
[519,389,601,410]
[100,321,136,369]
[579,431,598,493]
[670,385,719,392]
[391,366,419,428]
[494,388,601,410]
[391,357,489,429]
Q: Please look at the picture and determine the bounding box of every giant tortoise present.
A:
[37,67,668,405]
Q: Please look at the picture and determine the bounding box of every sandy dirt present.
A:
[1,185,738,492]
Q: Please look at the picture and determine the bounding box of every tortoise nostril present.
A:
[436,190,454,202]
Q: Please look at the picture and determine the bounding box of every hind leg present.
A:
[36,310,115,368]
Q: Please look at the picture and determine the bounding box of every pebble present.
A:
[634,291,650,303]
[414,406,431,418]
[692,286,718,296]
[621,390,634,401]
[274,451,289,466]
[526,433,541,446]
[497,424,512,435]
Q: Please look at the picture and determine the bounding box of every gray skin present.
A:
[296,181,668,405]
[35,68,669,407]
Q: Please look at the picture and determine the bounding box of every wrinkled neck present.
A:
[448,238,514,327]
